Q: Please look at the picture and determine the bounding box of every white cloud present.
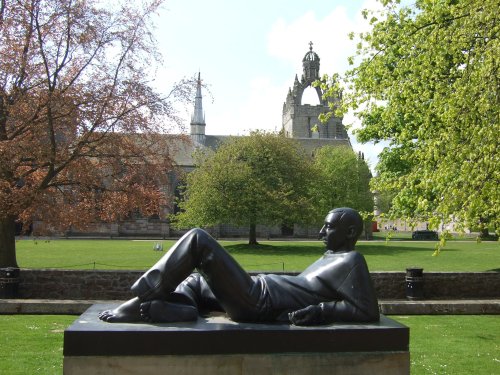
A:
[267,6,362,76]
[263,1,385,171]
[206,76,288,135]
[238,6,361,138]
[177,0,387,169]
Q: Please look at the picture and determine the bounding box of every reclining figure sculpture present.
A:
[99,207,380,325]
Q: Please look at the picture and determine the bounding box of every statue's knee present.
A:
[190,228,216,246]
[189,228,209,239]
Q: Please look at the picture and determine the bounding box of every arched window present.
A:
[301,86,320,105]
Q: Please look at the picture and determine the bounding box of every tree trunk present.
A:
[364,220,373,240]
[0,216,18,267]
[478,217,490,239]
[479,227,490,239]
[248,222,258,245]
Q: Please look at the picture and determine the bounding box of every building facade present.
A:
[65,44,352,238]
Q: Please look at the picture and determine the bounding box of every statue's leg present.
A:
[130,229,206,301]
[138,274,221,323]
[130,228,264,321]
[139,300,198,323]
[169,273,223,312]
[191,230,266,321]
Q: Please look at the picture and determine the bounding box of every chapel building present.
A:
[65,44,352,238]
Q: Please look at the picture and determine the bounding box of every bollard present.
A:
[0,267,20,298]
[405,268,424,300]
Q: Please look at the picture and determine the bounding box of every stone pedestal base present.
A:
[64,352,409,375]
[64,304,410,375]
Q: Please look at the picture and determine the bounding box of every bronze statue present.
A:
[98,208,379,325]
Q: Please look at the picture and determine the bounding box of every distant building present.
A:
[282,41,349,155]
[65,44,352,238]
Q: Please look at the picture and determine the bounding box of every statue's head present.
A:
[319,208,363,251]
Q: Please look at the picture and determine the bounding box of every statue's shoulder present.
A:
[326,250,366,266]
[324,250,362,259]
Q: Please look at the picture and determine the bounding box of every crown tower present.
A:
[282,42,347,140]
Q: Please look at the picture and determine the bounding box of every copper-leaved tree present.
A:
[0,0,195,267]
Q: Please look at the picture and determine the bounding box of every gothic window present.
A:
[301,86,320,105]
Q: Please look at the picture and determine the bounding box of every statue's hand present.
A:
[288,305,323,326]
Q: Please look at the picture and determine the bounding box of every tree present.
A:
[312,145,373,219]
[173,131,315,244]
[0,0,196,267]
[321,0,499,233]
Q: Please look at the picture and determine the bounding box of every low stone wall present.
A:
[18,270,141,300]
[370,272,500,299]
[14,269,500,300]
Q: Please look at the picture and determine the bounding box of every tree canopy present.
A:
[312,145,373,219]
[173,134,374,244]
[173,132,316,244]
[0,0,195,266]
[321,0,499,233]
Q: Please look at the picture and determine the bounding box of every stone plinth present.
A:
[64,303,410,375]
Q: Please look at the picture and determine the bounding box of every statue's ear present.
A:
[346,225,356,239]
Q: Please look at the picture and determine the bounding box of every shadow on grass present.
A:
[357,242,460,256]
[225,243,324,257]
[486,268,500,272]
[225,242,460,257]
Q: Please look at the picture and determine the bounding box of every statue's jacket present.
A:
[261,250,380,323]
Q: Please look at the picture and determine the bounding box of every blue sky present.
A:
[151,0,385,169]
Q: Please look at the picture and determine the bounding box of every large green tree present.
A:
[321,0,499,233]
[0,0,195,267]
[312,145,373,219]
[173,132,315,244]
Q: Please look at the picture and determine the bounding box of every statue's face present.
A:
[319,212,348,251]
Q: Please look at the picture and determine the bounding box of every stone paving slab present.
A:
[0,299,499,315]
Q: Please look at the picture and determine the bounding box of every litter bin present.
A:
[0,267,20,298]
[405,267,424,300]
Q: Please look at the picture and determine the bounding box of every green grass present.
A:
[372,231,480,241]
[394,315,500,374]
[15,237,499,272]
[0,315,75,375]
[0,315,498,374]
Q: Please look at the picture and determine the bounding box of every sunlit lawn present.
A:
[15,236,499,272]
[0,315,75,375]
[0,315,498,375]
[400,315,500,375]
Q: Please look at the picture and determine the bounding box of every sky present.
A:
[151,0,386,170]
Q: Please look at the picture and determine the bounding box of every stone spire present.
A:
[190,72,206,143]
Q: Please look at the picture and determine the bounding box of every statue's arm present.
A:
[288,299,379,326]
[290,253,380,326]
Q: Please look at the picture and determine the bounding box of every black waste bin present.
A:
[405,267,424,300]
[0,267,20,298]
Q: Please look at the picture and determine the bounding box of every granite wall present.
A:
[12,269,500,300]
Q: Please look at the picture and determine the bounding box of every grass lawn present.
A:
[398,315,500,374]
[15,237,499,272]
[0,315,498,374]
[0,315,75,374]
